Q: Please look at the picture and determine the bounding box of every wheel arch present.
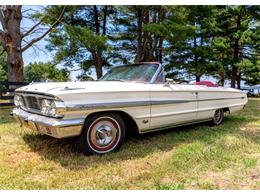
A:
[223,107,230,113]
[83,110,139,136]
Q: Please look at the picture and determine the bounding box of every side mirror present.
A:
[164,78,173,87]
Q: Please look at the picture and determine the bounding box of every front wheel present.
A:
[210,109,224,126]
[78,113,125,155]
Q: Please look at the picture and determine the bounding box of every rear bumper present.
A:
[11,108,84,138]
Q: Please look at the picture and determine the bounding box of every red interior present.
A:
[193,81,218,87]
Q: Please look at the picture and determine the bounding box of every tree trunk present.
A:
[0,5,66,82]
[96,52,103,79]
[93,5,100,34]
[231,38,239,88]
[7,48,24,82]
[237,71,241,89]
[157,7,164,64]
[1,6,23,82]
[95,62,103,79]
[102,6,108,35]
[231,14,241,88]
[196,75,200,82]
[218,68,225,86]
[136,6,143,63]
[92,5,104,79]
[194,37,199,82]
[157,37,163,63]
[92,51,103,79]
[231,66,237,88]
[142,8,152,62]
[218,54,225,87]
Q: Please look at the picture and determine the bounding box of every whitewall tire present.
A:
[78,113,125,155]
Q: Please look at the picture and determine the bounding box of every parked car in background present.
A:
[12,62,248,155]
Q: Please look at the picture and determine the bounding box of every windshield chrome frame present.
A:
[99,62,164,84]
[150,63,164,84]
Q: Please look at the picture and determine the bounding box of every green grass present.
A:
[0,98,260,189]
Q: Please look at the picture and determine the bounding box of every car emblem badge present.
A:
[142,119,149,124]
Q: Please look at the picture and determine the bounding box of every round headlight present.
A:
[14,95,25,108]
[41,99,65,118]
[41,99,62,117]
[41,99,52,115]
[48,101,57,116]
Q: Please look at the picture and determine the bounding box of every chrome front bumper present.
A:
[11,108,84,138]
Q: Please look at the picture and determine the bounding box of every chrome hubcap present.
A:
[214,110,222,123]
[91,120,118,148]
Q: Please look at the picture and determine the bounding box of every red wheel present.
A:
[78,113,125,155]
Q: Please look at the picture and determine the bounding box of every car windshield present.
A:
[100,63,159,83]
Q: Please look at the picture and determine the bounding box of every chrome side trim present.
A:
[66,100,190,111]
[151,100,190,105]
[197,102,246,113]
[140,119,211,134]
[151,89,245,93]
[66,97,245,111]
[137,102,246,120]
[197,97,245,101]
[151,109,197,118]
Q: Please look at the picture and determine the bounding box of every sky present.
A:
[21,5,84,81]
[22,6,51,64]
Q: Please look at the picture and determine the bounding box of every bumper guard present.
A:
[11,108,84,138]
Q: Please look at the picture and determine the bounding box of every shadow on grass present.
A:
[0,107,14,124]
[22,113,258,170]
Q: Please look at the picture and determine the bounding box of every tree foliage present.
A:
[2,5,257,87]
[0,46,7,81]
[24,62,70,82]
[237,59,260,85]
[113,6,167,63]
[211,5,260,87]
[164,6,218,82]
[37,5,113,79]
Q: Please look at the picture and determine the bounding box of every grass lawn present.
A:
[0,98,260,189]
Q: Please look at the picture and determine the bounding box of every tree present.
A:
[17,5,259,86]
[40,5,112,79]
[237,59,260,86]
[113,5,167,63]
[24,62,70,82]
[213,5,260,88]
[0,5,66,82]
[165,6,218,82]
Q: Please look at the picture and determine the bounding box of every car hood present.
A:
[15,81,150,96]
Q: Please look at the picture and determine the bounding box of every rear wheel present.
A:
[210,109,224,126]
[78,113,125,155]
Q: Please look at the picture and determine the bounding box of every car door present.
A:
[148,84,198,131]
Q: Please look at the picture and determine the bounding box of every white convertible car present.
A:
[12,62,247,155]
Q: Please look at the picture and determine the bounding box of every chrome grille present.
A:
[24,96,41,110]
[15,92,56,114]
